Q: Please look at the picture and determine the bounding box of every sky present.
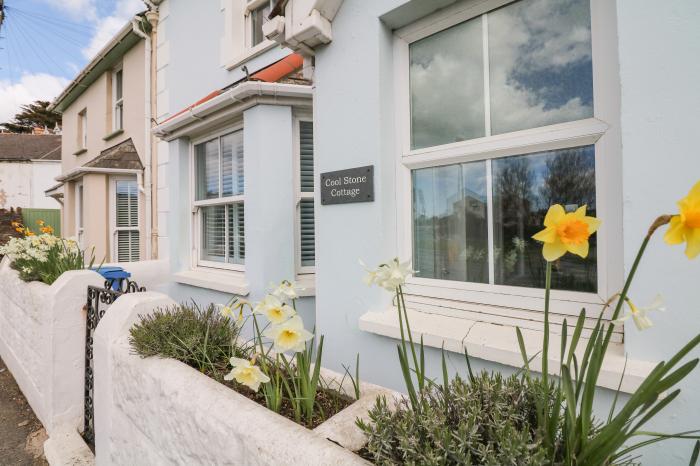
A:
[0,0,145,123]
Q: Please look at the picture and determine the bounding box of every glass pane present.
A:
[221,131,244,197]
[488,0,593,135]
[410,17,485,149]
[300,199,315,266]
[201,205,225,263]
[227,203,245,265]
[299,121,314,192]
[195,139,219,200]
[412,161,488,283]
[492,145,596,292]
[115,180,137,228]
[117,230,139,262]
[251,4,270,47]
[115,70,123,100]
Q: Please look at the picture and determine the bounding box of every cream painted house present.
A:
[49,11,159,263]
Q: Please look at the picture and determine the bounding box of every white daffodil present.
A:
[361,258,414,292]
[223,357,270,392]
[263,315,314,353]
[216,303,236,319]
[253,295,296,325]
[612,295,666,331]
[271,280,304,301]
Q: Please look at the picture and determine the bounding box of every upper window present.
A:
[247,0,271,48]
[193,130,245,269]
[113,178,140,262]
[78,109,87,150]
[297,120,315,272]
[409,0,593,150]
[400,0,615,303]
[76,181,84,248]
[112,67,124,131]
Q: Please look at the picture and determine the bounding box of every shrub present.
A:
[0,231,92,285]
[129,303,247,376]
[358,372,549,466]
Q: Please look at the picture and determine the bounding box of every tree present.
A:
[1,100,62,133]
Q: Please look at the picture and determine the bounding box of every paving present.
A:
[0,357,48,466]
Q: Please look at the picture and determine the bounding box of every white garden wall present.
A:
[0,257,103,435]
[94,291,395,466]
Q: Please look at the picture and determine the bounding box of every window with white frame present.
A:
[246,0,271,48]
[78,109,87,149]
[397,0,621,337]
[113,178,140,262]
[296,119,315,272]
[75,181,84,247]
[193,129,245,269]
[112,67,123,131]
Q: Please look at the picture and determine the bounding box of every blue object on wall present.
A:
[91,266,131,290]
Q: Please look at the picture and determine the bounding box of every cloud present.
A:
[39,0,98,22]
[81,0,145,60]
[0,73,69,123]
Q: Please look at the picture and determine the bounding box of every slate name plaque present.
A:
[320,165,374,205]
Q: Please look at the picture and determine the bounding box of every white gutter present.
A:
[55,167,143,183]
[131,18,153,261]
[153,82,312,140]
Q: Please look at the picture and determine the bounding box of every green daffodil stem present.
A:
[542,261,552,440]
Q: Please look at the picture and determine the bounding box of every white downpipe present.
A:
[131,18,152,260]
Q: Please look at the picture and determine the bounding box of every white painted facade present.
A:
[0,160,61,209]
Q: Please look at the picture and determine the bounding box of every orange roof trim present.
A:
[251,53,304,82]
[160,90,223,124]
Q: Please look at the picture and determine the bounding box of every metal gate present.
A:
[83,278,145,447]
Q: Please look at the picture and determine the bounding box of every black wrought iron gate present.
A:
[83,278,145,447]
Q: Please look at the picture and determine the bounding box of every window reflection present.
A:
[410,17,484,149]
[493,146,596,291]
[488,0,593,134]
[411,146,597,292]
[413,161,488,283]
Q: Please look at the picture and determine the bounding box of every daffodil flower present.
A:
[253,295,296,325]
[532,204,601,262]
[224,357,270,392]
[216,303,236,319]
[271,280,304,300]
[612,295,665,331]
[361,258,414,291]
[664,180,700,259]
[263,315,313,353]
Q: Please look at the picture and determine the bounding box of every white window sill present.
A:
[295,273,316,297]
[225,40,278,71]
[173,269,249,296]
[359,308,657,394]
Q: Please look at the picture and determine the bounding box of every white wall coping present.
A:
[172,269,250,295]
[359,308,657,394]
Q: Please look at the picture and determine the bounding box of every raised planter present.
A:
[93,291,398,465]
[0,256,103,435]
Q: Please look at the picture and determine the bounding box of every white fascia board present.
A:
[56,167,143,183]
[152,82,312,141]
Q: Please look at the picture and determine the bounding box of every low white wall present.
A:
[0,257,103,435]
[94,291,388,466]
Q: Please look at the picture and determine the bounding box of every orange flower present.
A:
[36,219,45,226]
[40,226,54,235]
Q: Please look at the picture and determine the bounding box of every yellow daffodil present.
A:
[263,315,313,353]
[253,295,296,325]
[664,180,700,259]
[612,295,665,331]
[40,226,54,235]
[36,219,45,226]
[532,205,601,262]
[223,357,270,392]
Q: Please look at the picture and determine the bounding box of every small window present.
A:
[78,109,87,149]
[297,120,315,271]
[76,181,84,248]
[248,1,271,48]
[194,130,245,268]
[113,68,123,131]
[113,179,139,262]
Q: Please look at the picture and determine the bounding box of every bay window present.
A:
[193,129,245,269]
[396,0,621,337]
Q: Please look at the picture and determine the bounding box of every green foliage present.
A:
[358,373,550,465]
[129,303,246,376]
[0,100,61,133]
